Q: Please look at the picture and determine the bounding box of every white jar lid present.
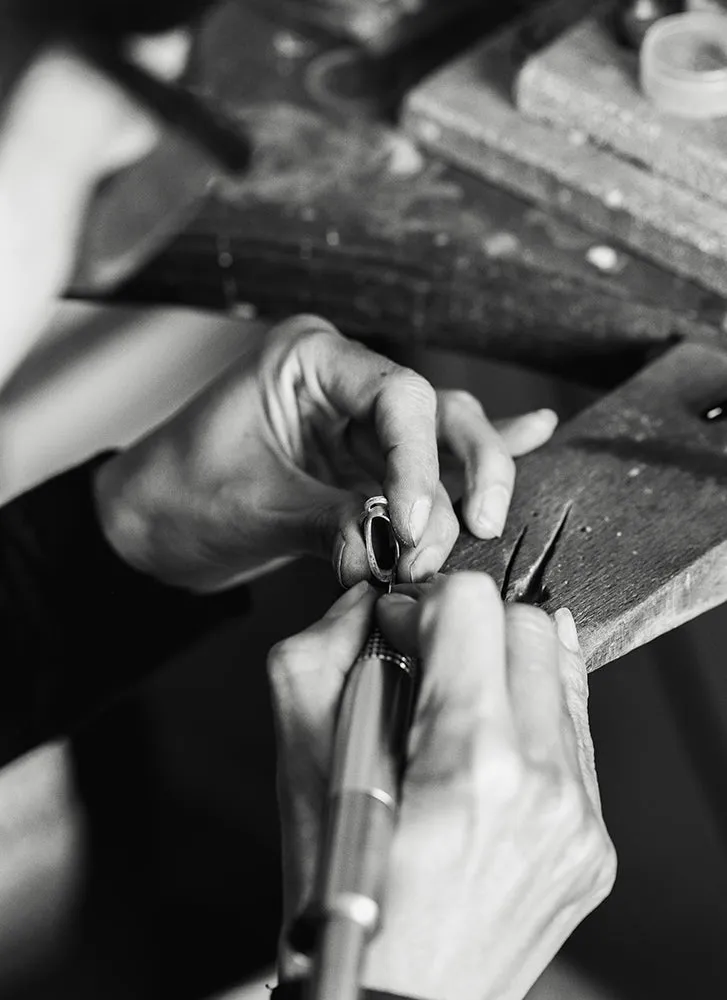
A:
[640,11,727,118]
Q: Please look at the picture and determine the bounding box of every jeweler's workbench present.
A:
[85,0,727,671]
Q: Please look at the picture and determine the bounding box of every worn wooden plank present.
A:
[445,342,727,669]
[402,0,727,297]
[516,12,727,210]
[104,0,727,387]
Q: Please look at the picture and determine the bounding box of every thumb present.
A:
[269,582,377,933]
[406,574,510,787]
[376,593,420,658]
[279,476,380,589]
[268,581,378,763]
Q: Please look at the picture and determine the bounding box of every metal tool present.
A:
[2,1,252,293]
[71,29,252,291]
[306,496,418,1000]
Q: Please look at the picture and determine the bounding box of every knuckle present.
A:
[577,811,613,867]
[532,767,587,832]
[386,368,437,412]
[437,505,460,547]
[575,820,618,901]
[594,837,618,898]
[481,745,526,804]
[266,638,293,683]
[555,776,588,827]
[506,602,555,640]
[419,572,501,647]
[443,389,484,418]
[426,572,494,625]
[266,634,307,686]
[490,451,516,487]
[525,765,617,902]
[276,313,340,342]
[442,571,500,608]
[265,315,341,370]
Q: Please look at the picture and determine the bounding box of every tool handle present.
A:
[307,626,417,1000]
[330,626,416,799]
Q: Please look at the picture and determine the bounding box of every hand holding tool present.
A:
[307,496,418,1000]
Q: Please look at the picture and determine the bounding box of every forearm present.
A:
[0,453,247,767]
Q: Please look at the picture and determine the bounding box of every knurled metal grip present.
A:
[285,497,417,978]
[357,626,416,679]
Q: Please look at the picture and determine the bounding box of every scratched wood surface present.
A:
[402,0,727,297]
[445,341,727,670]
[517,11,727,210]
[109,0,727,387]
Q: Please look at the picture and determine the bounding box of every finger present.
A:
[390,574,446,600]
[376,593,420,658]
[343,425,460,582]
[344,412,463,560]
[346,419,459,500]
[332,490,404,589]
[396,482,460,584]
[348,405,558,485]
[376,574,448,655]
[375,577,444,655]
[494,409,559,457]
[344,419,386,482]
[268,581,378,754]
[268,582,376,928]
[245,456,370,589]
[294,327,440,548]
[330,496,373,589]
[554,608,604,815]
[407,573,513,784]
[505,604,567,766]
[324,578,380,621]
[295,479,435,591]
[436,391,516,540]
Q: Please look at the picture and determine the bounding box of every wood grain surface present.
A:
[104,4,727,669]
[445,342,727,669]
[517,12,727,209]
[403,0,727,297]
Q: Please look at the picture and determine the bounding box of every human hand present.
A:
[94,316,557,591]
[269,575,616,1000]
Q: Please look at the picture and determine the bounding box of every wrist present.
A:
[92,445,256,594]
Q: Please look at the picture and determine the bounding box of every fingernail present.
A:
[477,484,510,538]
[408,498,432,546]
[334,538,347,588]
[379,593,416,607]
[534,407,558,425]
[326,580,374,618]
[555,607,580,652]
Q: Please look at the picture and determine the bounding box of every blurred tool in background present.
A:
[0,0,251,293]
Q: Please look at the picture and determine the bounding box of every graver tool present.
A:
[306,496,418,1000]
